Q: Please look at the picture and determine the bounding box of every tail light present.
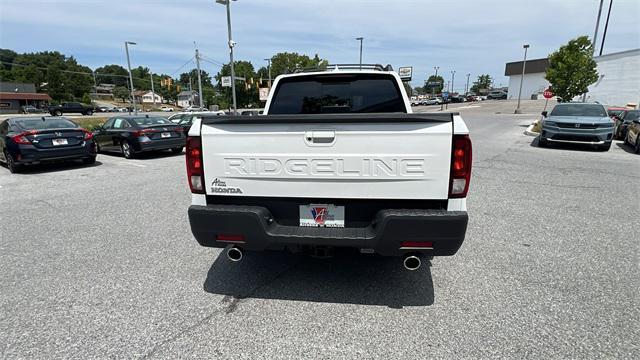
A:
[186,136,205,193]
[449,134,472,198]
[82,129,93,140]
[135,129,154,137]
[11,130,39,145]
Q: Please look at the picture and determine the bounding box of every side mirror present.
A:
[541,111,548,117]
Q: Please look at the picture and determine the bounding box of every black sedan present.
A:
[93,115,185,159]
[614,110,638,140]
[0,116,96,173]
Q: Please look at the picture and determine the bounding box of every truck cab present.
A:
[186,65,472,270]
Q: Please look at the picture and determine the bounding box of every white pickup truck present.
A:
[186,65,472,270]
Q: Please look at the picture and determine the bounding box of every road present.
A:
[1,101,638,359]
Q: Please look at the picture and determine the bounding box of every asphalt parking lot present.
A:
[1,100,638,358]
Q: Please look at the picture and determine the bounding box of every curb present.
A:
[523,120,540,137]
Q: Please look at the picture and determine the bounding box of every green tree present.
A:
[215,60,259,107]
[424,75,445,94]
[545,36,598,101]
[179,69,213,88]
[94,64,129,87]
[82,93,92,105]
[113,86,130,102]
[470,74,492,94]
[268,52,328,77]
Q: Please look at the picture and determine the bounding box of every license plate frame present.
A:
[299,204,345,228]
[52,138,68,146]
[161,132,171,138]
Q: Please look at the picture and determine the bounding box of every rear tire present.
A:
[121,141,134,159]
[5,152,21,173]
[171,147,183,154]
[54,110,62,116]
[85,110,93,115]
[538,136,548,148]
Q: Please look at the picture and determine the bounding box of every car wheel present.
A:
[4,151,21,173]
[121,141,134,159]
[538,136,548,148]
[54,110,62,116]
[624,134,631,146]
[171,147,183,154]
[83,156,96,165]
[635,138,640,154]
[85,110,93,115]
[95,141,101,153]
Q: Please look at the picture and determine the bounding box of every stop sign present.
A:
[543,89,553,99]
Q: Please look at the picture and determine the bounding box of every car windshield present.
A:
[550,104,608,117]
[623,111,639,120]
[269,74,405,114]
[131,117,173,126]
[14,118,77,130]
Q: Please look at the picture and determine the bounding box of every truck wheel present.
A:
[54,110,62,116]
[121,141,134,159]
[5,151,21,173]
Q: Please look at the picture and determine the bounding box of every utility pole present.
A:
[195,47,204,109]
[264,58,272,88]
[465,73,471,95]
[150,73,156,107]
[600,0,613,56]
[433,66,439,97]
[216,0,237,114]
[450,70,456,93]
[584,0,605,102]
[124,41,137,115]
[356,37,364,69]
[92,70,97,98]
[515,44,529,114]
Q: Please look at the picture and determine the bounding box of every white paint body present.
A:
[191,70,468,209]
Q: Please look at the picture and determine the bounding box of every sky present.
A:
[1,0,639,91]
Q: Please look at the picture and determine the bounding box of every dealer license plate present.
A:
[299,204,345,227]
[161,132,171,138]
[52,138,68,146]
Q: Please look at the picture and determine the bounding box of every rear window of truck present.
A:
[269,74,406,114]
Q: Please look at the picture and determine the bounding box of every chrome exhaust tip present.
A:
[226,247,243,262]
[403,255,421,271]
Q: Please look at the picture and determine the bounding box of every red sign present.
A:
[543,89,553,99]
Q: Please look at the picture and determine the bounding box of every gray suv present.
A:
[539,103,614,151]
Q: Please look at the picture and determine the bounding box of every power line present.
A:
[169,56,195,77]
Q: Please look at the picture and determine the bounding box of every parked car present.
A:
[49,102,95,116]
[96,106,111,113]
[187,67,472,270]
[539,102,614,151]
[21,105,45,114]
[168,113,187,123]
[451,95,466,103]
[614,110,638,140]
[240,110,261,116]
[92,115,185,159]
[0,116,96,173]
[486,91,507,100]
[159,106,174,112]
[607,107,628,119]
[185,105,205,112]
[624,116,640,153]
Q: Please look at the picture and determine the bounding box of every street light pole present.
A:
[599,0,613,56]
[583,0,605,102]
[150,73,156,107]
[124,41,137,115]
[217,0,237,114]
[356,37,363,69]
[264,58,272,88]
[515,44,529,114]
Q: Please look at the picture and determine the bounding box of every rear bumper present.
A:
[14,142,96,164]
[188,204,468,256]
[136,138,185,152]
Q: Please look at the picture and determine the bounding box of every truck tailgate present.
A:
[199,113,453,200]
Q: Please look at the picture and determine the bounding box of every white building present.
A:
[133,90,163,104]
[505,49,640,106]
